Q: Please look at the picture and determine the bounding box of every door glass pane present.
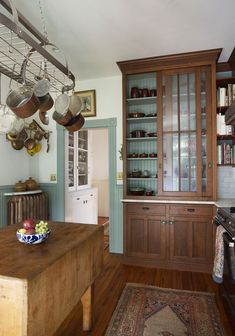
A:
[163,133,179,191]
[78,130,88,186]
[68,132,75,188]
[201,72,207,192]
[162,72,197,193]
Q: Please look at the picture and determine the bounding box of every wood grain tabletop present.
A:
[0,221,103,279]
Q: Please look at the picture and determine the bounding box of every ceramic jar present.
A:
[131,87,139,98]
[142,88,149,97]
[14,180,26,192]
[25,177,38,191]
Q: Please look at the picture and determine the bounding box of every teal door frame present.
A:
[56,118,117,241]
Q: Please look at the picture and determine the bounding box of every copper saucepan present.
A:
[6,57,40,118]
[6,86,40,118]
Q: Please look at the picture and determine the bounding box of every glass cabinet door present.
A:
[159,67,211,196]
[68,132,75,190]
[77,130,88,188]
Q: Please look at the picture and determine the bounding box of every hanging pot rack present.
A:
[0,0,75,92]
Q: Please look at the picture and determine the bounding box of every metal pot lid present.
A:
[34,79,50,97]
[55,94,70,116]
[69,94,82,115]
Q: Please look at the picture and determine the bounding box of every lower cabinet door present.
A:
[169,216,213,264]
[126,214,166,259]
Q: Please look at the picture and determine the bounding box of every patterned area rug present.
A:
[105,283,225,336]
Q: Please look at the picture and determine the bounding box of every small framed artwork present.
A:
[74,89,96,117]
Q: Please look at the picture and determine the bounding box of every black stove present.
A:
[215,207,235,240]
[215,206,235,331]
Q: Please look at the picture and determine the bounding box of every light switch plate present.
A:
[50,174,57,181]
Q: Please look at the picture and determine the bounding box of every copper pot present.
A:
[38,94,54,113]
[24,137,36,150]
[11,139,24,150]
[64,113,85,132]
[6,86,40,119]
[53,110,73,125]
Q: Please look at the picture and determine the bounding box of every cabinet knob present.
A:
[142,207,149,210]
[169,220,174,225]
[76,198,80,200]
[208,162,212,168]
[161,220,166,225]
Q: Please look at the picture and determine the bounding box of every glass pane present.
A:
[162,71,198,194]
[78,130,88,186]
[201,72,207,192]
[180,73,196,131]
[68,147,74,188]
[163,134,179,191]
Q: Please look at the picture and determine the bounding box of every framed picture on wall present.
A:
[74,89,96,117]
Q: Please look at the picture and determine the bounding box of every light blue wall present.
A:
[0,118,124,253]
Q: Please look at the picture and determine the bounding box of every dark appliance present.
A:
[214,207,235,330]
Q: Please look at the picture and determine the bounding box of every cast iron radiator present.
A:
[7,192,49,225]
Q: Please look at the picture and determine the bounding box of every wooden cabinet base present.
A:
[124,203,215,274]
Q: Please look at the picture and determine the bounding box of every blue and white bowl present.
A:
[16,231,50,244]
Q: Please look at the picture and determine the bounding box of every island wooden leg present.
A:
[81,285,93,331]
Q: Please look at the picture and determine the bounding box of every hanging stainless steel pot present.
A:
[34,62,54,113]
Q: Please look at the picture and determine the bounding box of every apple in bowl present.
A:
[16,220,50,244]
[22,218,36,231]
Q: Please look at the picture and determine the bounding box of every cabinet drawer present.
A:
[169,205,212,217]
[126,203,165,215]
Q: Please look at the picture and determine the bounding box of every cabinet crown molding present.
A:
[117,48,222,74]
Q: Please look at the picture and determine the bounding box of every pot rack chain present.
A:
[0,0,75,93]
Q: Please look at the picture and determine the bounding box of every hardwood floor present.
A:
[55,249,234,336]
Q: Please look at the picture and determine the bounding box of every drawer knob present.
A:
[187,208,195,212]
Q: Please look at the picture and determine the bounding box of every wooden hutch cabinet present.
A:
[117,49,221,272]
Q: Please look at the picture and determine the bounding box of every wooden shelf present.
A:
[216,76,235,88]
[217,164,235,167]
[217,106,228,115]
[217,134,235,140]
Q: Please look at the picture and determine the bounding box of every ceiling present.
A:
[6,0,235,80]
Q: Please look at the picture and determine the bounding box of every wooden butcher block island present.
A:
[0,221,104,336]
